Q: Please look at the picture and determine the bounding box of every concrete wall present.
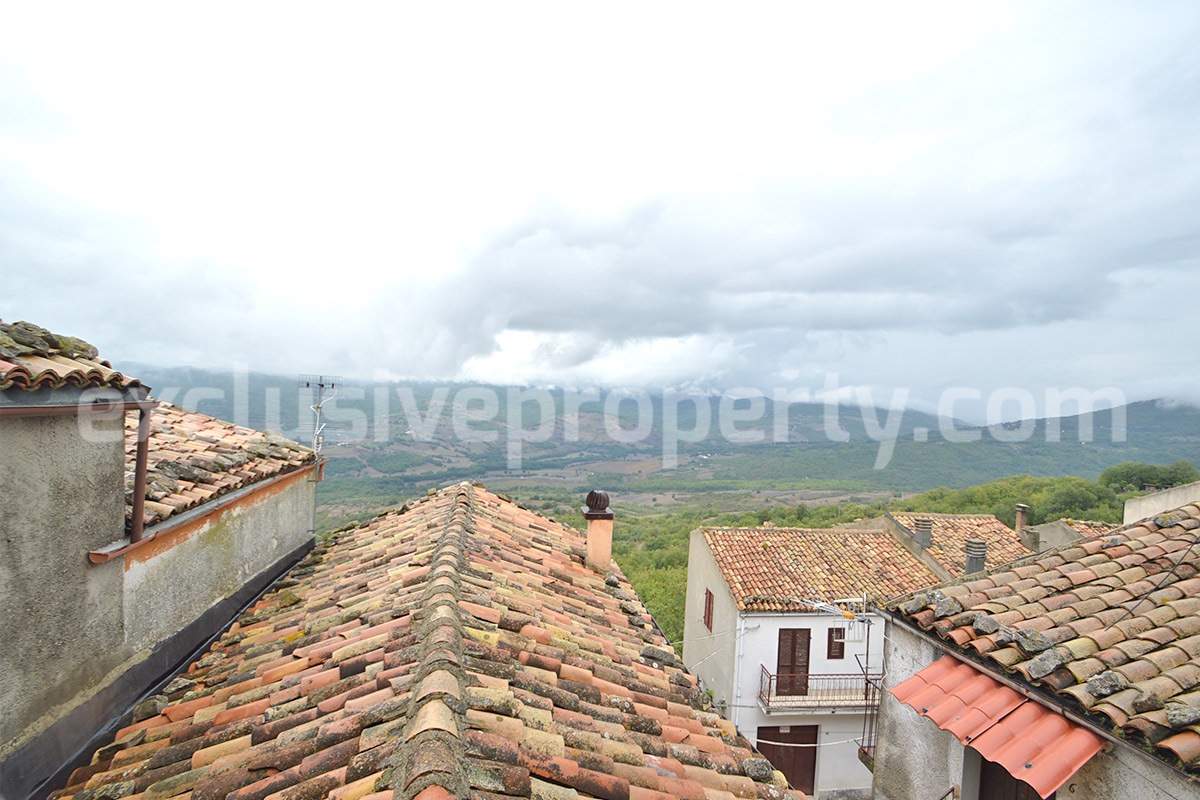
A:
[1124,480,1200,524]
[0,414,127,763]
[871,622,1197,800]
[123,471,315,651]
[1020,520,1082,552]
[683,531,740,709]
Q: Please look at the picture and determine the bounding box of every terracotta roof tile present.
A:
[49,484,809,800]
[0,320,143,392]
[1059,519,1122,538]
[889,501,1200,779]
[124,403,315,528]
[702,527,943,610]
[890,513,1031,575]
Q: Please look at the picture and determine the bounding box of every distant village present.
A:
[3,318,1200,800]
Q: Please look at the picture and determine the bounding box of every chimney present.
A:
[583,489,614,572]
[913,517,933,549]
[965,539,988,574]
[1015,503,1030,538]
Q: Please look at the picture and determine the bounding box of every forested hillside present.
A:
[121,365,1200,644]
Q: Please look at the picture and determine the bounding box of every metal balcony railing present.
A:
[758,665,883,711]
[856,674,883,771]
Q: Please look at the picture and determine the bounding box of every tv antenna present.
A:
[298,374,341,455]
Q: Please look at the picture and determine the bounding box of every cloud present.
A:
[1,2,1198,412]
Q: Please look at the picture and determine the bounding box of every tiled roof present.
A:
[0,320,142,392]
[702,527,944,611]
[889,513,1030,576]
[888,502,1200,776]
[53,484,807,800]
[1060,519,1121,538]
[126,403,316,529]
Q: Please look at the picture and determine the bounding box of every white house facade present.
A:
[684,527,931,800]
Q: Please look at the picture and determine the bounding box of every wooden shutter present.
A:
[828,627,846,659]
[777,628,811,695]
[703,589,714,631]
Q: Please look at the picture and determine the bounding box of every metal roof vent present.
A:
[913,517,933,549]
[965,538,988,574]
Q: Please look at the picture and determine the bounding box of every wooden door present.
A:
[757,725,818,795]
[979,757,1049,800]
[777,628,811,695]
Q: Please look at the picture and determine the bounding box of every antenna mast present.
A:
[298,374,342,455]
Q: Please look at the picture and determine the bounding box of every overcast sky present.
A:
[3,2,1199,419]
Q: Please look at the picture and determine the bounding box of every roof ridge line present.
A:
[388,482,475,800]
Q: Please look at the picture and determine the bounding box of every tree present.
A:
[1099,460,1199,493]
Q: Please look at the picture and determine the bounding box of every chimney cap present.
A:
[583,489,614,520]
[1016,503,1031,512]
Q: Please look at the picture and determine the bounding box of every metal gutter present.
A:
[0,398,148,418]
[732,611,747,735]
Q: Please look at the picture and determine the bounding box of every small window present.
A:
[703,589,714,631]
[828,627,846,659]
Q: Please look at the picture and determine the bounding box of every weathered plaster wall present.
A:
[1020,519,1083,552]
[1124,480,1200,524]
[122,472,315,651]
[871,623,965,800]
[0,414,126,761]
[1060,739,1199,800]
[0,410,316,800]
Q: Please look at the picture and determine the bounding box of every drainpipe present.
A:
[732,611,747,737]
[130,401,156,543]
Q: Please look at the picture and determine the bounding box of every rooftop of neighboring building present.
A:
[1058,518,1121,538]
[887,512,1031,576]
[700,525,945,611]
[125,402,316,529]
[886,500,1200,776]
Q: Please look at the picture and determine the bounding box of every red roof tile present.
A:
[124,403,315,528]
[702,526,943,610]
[892,656,1105,799]
[49,484,808,800]
[890,503,1200,780]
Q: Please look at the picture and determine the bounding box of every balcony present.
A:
[758,665,882,712]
